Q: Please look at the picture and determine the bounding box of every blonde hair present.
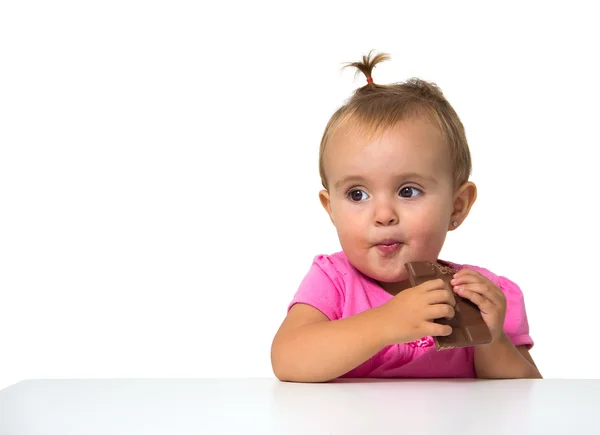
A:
[319,51,472,190]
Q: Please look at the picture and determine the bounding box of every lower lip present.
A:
[376,243,401,254]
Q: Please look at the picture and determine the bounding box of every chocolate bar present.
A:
[404,261,492,350]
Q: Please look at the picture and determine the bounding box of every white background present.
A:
[1,1,598,390]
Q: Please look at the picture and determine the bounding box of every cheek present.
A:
[407,221,438,241]
[406,204,451,238]
[331,203,365,241]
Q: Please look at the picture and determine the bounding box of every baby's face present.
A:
[320,115,457,287]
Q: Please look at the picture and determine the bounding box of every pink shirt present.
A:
[288,251,534,378]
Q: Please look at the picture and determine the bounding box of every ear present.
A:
[319,189,335,225]
[449,181,477,230]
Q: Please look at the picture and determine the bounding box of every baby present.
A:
[271,51,541,382]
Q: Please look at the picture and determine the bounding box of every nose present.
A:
[374,200,399,226]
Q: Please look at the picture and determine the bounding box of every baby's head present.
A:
[318,51,477,290]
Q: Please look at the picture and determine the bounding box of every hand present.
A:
[450,270,507,341]
[378,278,456,346]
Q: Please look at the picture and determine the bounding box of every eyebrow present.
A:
[334,173,438,190]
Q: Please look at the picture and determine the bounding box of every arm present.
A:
[474,333,542,379]
[271,279,455,383]
[450,270,541,379]
[270,303,389,383]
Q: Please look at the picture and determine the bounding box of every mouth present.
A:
[375,239,402,255]
[377,239,401,245]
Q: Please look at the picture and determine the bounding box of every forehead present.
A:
[324,116,453,185]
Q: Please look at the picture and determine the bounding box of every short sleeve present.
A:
[287,256,346,320]
[498,275,534,349]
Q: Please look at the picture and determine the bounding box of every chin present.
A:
[360,266,407,283]
[347,255,406,282]
[373,273,407,283]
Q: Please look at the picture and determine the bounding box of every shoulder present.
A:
[289,251,359,320]
[302,251,361,289]
[312,251,354,277]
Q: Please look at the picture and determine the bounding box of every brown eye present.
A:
[348,189,368,201]
[399,187,422,198]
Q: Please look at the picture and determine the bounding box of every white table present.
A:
[1,378,598,434]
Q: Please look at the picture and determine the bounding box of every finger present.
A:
[426,289,456,307]
[454,283,503,307]
[454,287,494,312]
[424,321,452,337]
[427,303,455,320]
[451,270,487,286]
[417,278,448,292]
[468,283,505,307]
[453,268,484,278]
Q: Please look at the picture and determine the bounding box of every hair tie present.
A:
[366,77,373,83]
